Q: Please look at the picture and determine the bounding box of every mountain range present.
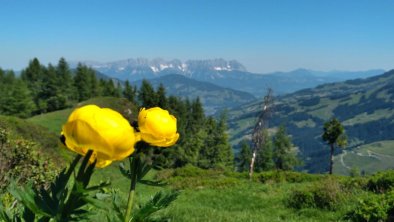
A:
[227,69,394,173]
[75,58,384,97]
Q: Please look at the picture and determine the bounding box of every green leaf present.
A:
[85,180,111,192]
[50,154,81,201]
[132,190,179,222]
[119,162,131,179]
[8,182,52,217]
[0,203,12,222]
[76,150,94,182]
[22,207,35,222]
[136,161,152,182]
[138,180,168,187]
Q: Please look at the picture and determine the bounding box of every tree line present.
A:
[0,57,234,170]
[0,58,130,117]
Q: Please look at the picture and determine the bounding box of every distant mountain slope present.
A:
[227,69,394,174]
[133,74,256,114]
[76,58,384,96]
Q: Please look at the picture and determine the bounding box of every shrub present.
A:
[286,177,345,210]
[367,170,394,193]
[344,191,394,222]
[258,170,322,184]
[156,165,241,189]
[286,189,315,209]
[341,177,369,193]
[312,177,345,210]
[172,164,213,177]
[0,138,58,192]
[387,191,394,221]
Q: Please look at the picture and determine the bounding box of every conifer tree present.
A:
[73,63,92,101]
[198,117,217,168]
[123,80,136,103]
[188,97,204,131]
[99,79,111,97]
[237,140,252,172]
[115,82,122,98]
[89,69,100,97]
[156,84,168,109]
[215,112,234,168]
[138,80,156,107]
[255,130,275,171]
[0,79,34,118]
[21,58,45,113]
[41,64,66,112]
[56,57,73,102]
[175,98,206,167]
[273,126,298,170]
[167,96,188,167]
[0,68,4,80]
[106,79,117,97]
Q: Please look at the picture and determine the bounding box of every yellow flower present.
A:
[61,105,140,168]
[138,107,179,147]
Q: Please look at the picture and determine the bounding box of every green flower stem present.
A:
[125,154,140,222]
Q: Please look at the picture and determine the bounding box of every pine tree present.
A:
[21,58,45,113]
[41,64,66,112]
[215,112,234,168]
[115,82,122,98]
[181,98,206,166]
[273,125,298,170]
[167,96,188,168]
[73,63,92,101]
[0,68,4,80]
[100,79,111,97]
[198,117,217,168]
[56,57,73,102]
[105,79,117,97]
[255,130,275,171]
[138,80,157,107]
[123,80,136,103]
[156,84,168,109]
[237,140,252,172]
[188,97,205,131]
[170,97,205,167]
[3,70,16,84]
[197,112,234,169]
[0,79,34,118]
[88,69,100,97]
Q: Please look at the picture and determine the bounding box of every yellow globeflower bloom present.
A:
[138,107,180,147]
[62,105,140,168]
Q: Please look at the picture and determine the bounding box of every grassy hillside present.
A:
[228,70,394,174]
[28,97,138,134]
[0,115,64,162]
[91,166,394,222]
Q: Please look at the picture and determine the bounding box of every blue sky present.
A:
[1,0,394,73]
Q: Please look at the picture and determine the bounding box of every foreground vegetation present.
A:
[3,160,394,221]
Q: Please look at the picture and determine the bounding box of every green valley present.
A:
[228,70,394,174]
